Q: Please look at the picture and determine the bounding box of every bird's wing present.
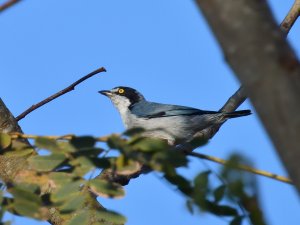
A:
[131,101,217,119]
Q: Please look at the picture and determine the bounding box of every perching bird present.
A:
[99,86,251,145]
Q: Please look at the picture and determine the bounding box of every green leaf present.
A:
[15,183,40,194]
[59,194,86,213]
[123,128,145,136]
[70,136,96,149]
[35,138,61,152]
[194,170,211,191]
[10,187,42,218]
[189,136,208,148]
[3,148,34,157]
[57,141,76,153]
[106,135,126,150]
[0,133,11,150]
[89,179,125,198]
[213,185,226,203]
[51,180,84,202]
[164,174,192,196]
[230,216,243,225]
[66,211,89,225]
[131,138,169,152]
[71,156,95,176]
[10,187,41,204]
[95,210,127,224]
[49,172,75,186]
[28,153,66,172]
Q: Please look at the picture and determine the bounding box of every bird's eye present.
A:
[118,88,125,94]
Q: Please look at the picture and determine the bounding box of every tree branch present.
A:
[0,0,21,13]
[16,67,106,121]
[280,0,300,36]
[185,151,292,185]
[195,0,300,192]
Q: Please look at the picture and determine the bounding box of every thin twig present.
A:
[280,0,300,35]
[9,132,111,142]
[16,67,106,121]
[0,0,20,13]
[220,86,247,112]
[8,132,292,185]
[185,151,292,185]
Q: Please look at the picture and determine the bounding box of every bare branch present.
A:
[16,67,106,121]
[185,151,292,185]
[0,0,21,13]
[280,0,300,35]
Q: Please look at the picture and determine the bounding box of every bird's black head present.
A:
[99,86,145,107]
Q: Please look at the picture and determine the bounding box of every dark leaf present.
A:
[205,200,238,216]
[164,174,192,196]
[123,127,145,136]
[131,138,170,152]
[107,135,127,150]
[189,137,208,148]
[213,185,226,203]
[194,170,211,191]
[72,148,103,157]
[70,136,96,149]
[91,157,112,169]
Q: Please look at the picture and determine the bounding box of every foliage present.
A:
[0,132,266,225]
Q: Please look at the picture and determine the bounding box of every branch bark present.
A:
[195,0,300,193]
[16,67,106,121]
[0,0,21,13]
[0,99,65,224]
[280,0,300,35]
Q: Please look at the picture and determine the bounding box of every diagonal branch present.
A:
[185,151,292,184]
[280,0,300,36]
[16,67,106,121]
[0,0,21,13]
[195,0,300,193]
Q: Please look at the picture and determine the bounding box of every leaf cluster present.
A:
[0,132,266,225]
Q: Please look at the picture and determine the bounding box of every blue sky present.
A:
[1,0,299,225]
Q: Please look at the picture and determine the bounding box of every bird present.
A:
[99,86,251,145]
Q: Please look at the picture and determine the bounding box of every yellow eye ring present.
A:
[118,88,125,94]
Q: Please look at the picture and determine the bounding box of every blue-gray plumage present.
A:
[99,86,251,145]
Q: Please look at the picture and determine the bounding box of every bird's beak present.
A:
[98,90,112,97]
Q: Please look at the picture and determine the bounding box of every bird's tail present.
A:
[224,110,251,118]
